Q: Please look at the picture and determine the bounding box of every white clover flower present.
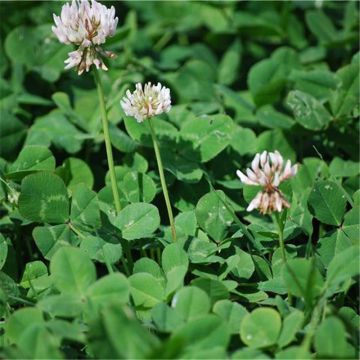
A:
[52,0,118,75]
[120,82,172,123]
[237,150,298,214]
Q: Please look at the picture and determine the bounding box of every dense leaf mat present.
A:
[0,1,359,359]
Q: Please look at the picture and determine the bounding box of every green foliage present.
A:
[0,1,358,359]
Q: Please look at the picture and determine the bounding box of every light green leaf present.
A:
[129,272,164,308]
[213,299,248,334]
[56,157,94,192]
[240,308,282,349]
[113,203,160,240]
[70,184,101,231]
[308,180,347,226]
[171,286,210,322]
[50,247,96,296]
[162,243,189,296]
[282,258,324,302]
[19,172,70,224]
[287,90,332,130]
[278,310,304,348]
[181,114,234,163]
[33,224,79,260]
[314,317,356,358]
[7,145,55,180]
[195,190,233,241]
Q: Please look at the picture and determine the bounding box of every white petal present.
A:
[251,153,260,173]
[247,192,262,212]
[236,170,256,185]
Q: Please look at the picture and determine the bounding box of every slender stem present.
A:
[148,118,176,242]
[274,212,292,303]
[93,68,121,214]
[274,212,287,263]
[93,69,134,273]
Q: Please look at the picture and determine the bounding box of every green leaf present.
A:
[218,40,242,86]
[113,203,160,240]
[129,272,164,308]
[133,258,165,285]
[256,106,294,130]
[191,278,229,305]
[170,314,230,352]
[286,90,332,130]
[5,307,44,344]
[275,346,311,359]
[227,249,255,280]
[232,347,270,359]
[32,224,78,260]
[240,308,282,349]
[305,10,338,44]
[213,299,248,334]
[0,234,8,270]
[37,294,84,318]
[282,258,324,302]
[248,58,286,106]
[151,303,185,332]
[195,190,233,241]
[314,317,356,358]
[308,180,347,226]
[329,157,360,178]
[18,172,70,224]
[289,69,339,101]
[171,286,211,322]
[256,129,295,162]
[277,310,304,348]
[230,126,257,155]
[5,26,39,65]
[162,243,189,296]
[0,112,26,159]
[70,184,101,231]
[27,110,83,154]
[56,157,94,192]
[88,303,160,359]
[87,273,130,307]
[80,235,122,265]
[330,63,359,118]
[326,246,359,294]
[121,171,156,203]
[20,260,48,289]
[181,114,234,163]
[7,145,55,180]
[50,247,96,296]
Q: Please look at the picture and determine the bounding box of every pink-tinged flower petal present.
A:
[261,192,270,213]
[291,164,298,176]
[236,170,256,185]
[281,160,292,180]
[260,151,268,167]
[246,168,258,182]
[269,152,278,168]
[251,153,260,173]
[247,192,262,212]
[274,192,282,212]
[273,172,280,187]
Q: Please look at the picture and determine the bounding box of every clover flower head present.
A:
[237,150,298,214]
[52,0,118,75]
[120,82,172,123]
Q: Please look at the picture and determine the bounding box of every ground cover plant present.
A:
[0,0,359,359]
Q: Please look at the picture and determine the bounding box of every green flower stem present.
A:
[93,68,121,214]
[93,69,134,273]
[274,212,286,263]
[148,118,176,242]
[274,212,292,303]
